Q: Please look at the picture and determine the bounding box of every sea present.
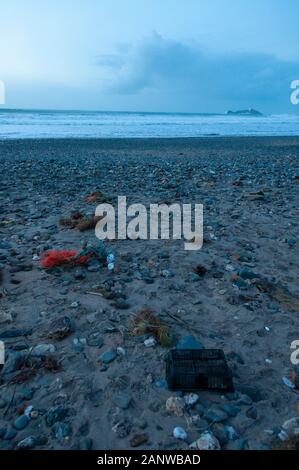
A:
[0,109,299,139]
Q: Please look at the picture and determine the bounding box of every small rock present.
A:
[173,427,187,440]
[87,332,104,348]
[130,433,148,448]
[246,407,258,420]
[30,343,56,356]
[72,338,86,353]
[204,406,228,423]
[184,393,199,406]
[226,438,247,450]
[101,349,117,364]
[212,423,229,446]
[53,422,72,439]
[176,335,204,350]
[189,431,221,450]
[3,426,17,440]
[282,376,295,389]
[225,425,238,441]
[282,417,299,438]
[238,267,257,280]
[113,393,131,410]
[46,405,69,427]
[166,396,185,416]
[222,404,240,417]
[0,328,32,339]
[144,337,156,347]
[237,385,264,402]
[116,347,126,356]
[81,437,93,450]
[17,436,36,449]
[161,269,174,278]
[14,415,29,430]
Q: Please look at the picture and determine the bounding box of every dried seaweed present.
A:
[130,308,172,347]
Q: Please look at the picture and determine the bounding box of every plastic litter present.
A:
[166,349,234,392]
[41,241,115,271]
[282,376,295,389]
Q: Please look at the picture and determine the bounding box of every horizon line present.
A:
[0,106,266,116]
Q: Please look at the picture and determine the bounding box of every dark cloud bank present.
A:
[97,33,299,113]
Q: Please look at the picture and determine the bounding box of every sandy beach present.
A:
[0,136,299,450]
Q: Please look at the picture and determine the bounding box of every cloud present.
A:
[96,32,299,112]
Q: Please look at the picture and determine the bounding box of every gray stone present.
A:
[101,349,117,364]
[204,407,228,423]
[237,385,264,402]
[222,404,240,417]
[3,427,17,440]
[87,332,104,348]
[238,267,257,280]
[212,423,229,446]
[176,335,204,350]
[14,415,29,430]
[53,422,72,439]
[81,437,93,450]
[46,405,69,426]
[113,392,132,410]
[17,436,36,449]
[0,328,32,339]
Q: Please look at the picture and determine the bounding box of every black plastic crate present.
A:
[166,349,234,392]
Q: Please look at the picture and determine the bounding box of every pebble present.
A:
[226,438,247,450]
[101,349,117,364]
[221,404,240,417]
[144,337,157,347]
[212,423,229,446]
[184,393,199,406]
[237,385,264,402]
[73,338,86,353]
[176,335,204,350]
[173,427,187,440]
[0,328,32,339]
[46,405,69,427]
[189,431,221,450]
[30,343,56,356]
[282,417,299,438]
[17,436,36,449]
[166,396,185,416]
[14,415,29,430]
[113,393,131,410]
[3,427,17,440]
[130,433,148,447]
[204,406,228,423]
[225,425,238,441]
[238,267,257,280]
[116,347,126,356]
[161,269,174,278]
[53,422,72,439]
[282,376,295,389]
[81,437,93,450]
[87,332,104,348]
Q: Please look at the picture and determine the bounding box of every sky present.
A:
[0,0,299,113]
